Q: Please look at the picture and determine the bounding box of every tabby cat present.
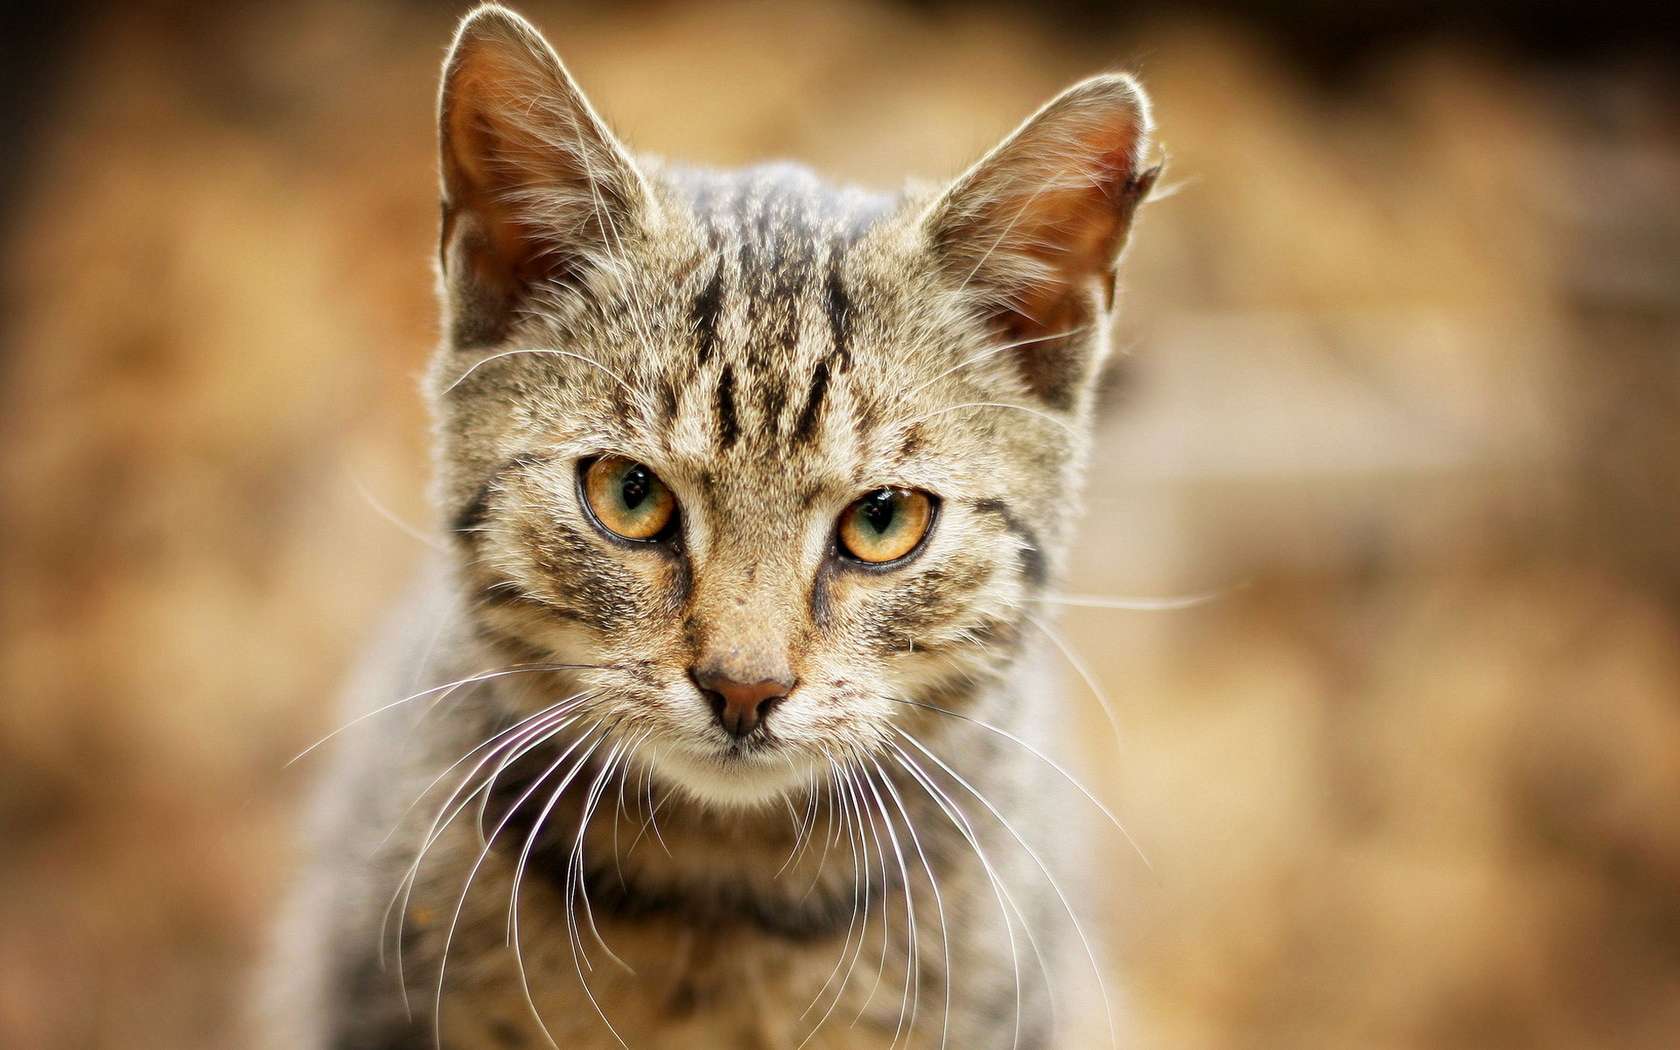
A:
[259,4,1158,1047]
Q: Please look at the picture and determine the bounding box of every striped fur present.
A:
[258,5,1158,1048]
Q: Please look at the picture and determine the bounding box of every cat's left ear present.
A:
[437,5,652,346]
[924,74,1159,409]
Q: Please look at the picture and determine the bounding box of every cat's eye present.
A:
[837,488,936,565]
[580,455,678,542]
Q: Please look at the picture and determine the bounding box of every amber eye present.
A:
[581,455,677,542]
[837,488,936,565]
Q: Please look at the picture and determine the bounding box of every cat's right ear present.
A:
[437,4,650,346]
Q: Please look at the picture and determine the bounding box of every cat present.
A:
[256,4,1158,1047]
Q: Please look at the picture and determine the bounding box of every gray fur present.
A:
[256,4,1157,1047]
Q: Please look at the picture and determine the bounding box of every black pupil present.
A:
[861,491,897,535]
[620,465,650,510]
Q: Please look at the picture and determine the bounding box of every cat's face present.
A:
[429,6,1155,807]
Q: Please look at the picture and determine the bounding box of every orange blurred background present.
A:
[1,2,1677,1047]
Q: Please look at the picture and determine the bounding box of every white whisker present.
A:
[434,724,609,1049]
[901,326,1092,401]
[799,773,839,901]
[1042,588,1228,611]
[887,697,1150,871]
[907,400,1080,440]
[443,346,634,399]
[383,697,594,1008]
[889,741,1038,1050]
[346,466,445,551]
[894,727,1118,1050]
[852,763,895,1026]
[1024,611,1124,747]
[862,766,919,1048]
[289,663,600,766]
[797,760,872,1048]
[873,756,951,1050]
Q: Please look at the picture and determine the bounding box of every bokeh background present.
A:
[2,1,1677,1047]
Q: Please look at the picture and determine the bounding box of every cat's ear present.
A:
[925,74,1158,409]
[437,4,650,345]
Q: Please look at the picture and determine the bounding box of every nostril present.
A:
[691,668,795,739]
[745,692,785,733]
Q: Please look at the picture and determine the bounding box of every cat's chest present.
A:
[400,830,925,1050]
[427,912,914,1050]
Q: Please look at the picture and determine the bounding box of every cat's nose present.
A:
[691,668,794,739]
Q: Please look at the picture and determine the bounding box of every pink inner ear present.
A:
[439,42,551,299]
[971,154,1158,409]
[436,21,647,337]
[1003,117,1151,291]
[441,23,554,200]
[929,78,1156,408]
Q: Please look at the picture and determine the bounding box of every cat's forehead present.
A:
[667,162,897,263]
[625,164,920,493]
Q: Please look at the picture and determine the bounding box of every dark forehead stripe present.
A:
[824,265,853,369]
[792,262,854,445]
[791,358,831,444]
[669,164,894,306]
[714,363,740,449]
[690,265,724,366]
[666,164,897,449]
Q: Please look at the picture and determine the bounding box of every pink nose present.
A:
[692,669,794,738]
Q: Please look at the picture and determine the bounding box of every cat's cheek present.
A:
[655,548,693,616]
[805,567,930,680]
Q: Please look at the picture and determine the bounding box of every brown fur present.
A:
[258,5,1157,1047]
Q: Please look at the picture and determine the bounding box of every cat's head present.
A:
[429,5,1156,807]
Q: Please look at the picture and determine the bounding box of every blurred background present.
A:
[1,1,1677,1047]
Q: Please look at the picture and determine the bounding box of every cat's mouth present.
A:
[719,732,777,760]
[655,736,819,809]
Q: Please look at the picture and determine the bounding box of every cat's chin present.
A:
[653,744,818,810]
